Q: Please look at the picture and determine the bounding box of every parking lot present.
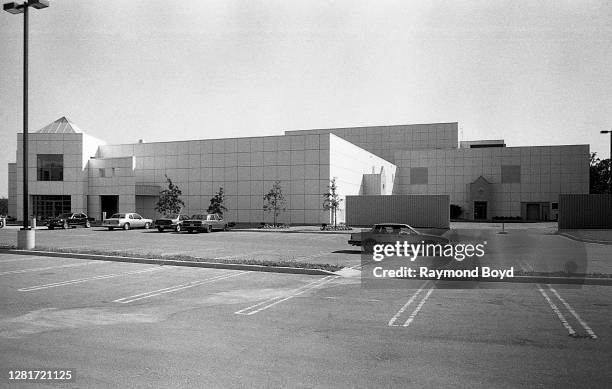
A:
[1,229,611,388]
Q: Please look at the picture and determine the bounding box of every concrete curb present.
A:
[0,249,337,276]
[557,232,612,245]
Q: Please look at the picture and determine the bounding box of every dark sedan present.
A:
[349,223,449,252]
[48,213,94,230]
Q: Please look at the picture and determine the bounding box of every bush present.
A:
[492,216,522,220]
[450,204,463,219]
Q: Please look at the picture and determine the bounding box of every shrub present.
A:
[450,204,463,219]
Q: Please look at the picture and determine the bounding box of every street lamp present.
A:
[3,0,49,249]
[601,130,612,194]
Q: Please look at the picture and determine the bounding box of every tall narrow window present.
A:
[37,154,63,181]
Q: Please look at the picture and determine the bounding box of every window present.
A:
[501,165,521,183]
[552,202,559,210]
[99,168,115,178]
[32,195,71,219]
[37,154,63,181]
[410,167,428,185]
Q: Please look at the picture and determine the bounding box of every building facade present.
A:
[7,117,589,224]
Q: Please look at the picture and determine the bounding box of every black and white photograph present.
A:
[0,1,611,387]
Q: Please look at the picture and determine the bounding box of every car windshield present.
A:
[110,214,125,219]
[58,213,72,218]
[206,214,216,220]
[165,214,179,219]
[190,214,205,220]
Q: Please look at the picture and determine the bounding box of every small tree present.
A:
[323,177,342,227]
[208,187,227,216]
[590,152,611,194]
[263,180,286,226]
[0,197,7,216]
[155,175,185,216]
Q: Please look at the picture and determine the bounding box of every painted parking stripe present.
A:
[113,271,247,303]
[403,288,434,327]
[0,261,96,276]
[536,284,576,337]
[548,285,597,339]
[388,282,429,327]
[18,267,164,292]
[235,275,339,315]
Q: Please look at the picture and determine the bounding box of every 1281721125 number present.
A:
[5,369,75,382]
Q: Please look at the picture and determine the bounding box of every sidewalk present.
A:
[558,229,612,245]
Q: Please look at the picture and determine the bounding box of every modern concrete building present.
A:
[7,116,589,224]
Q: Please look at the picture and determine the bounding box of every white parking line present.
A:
[547,285,597,339]
[403,287,435,327]
[235,275,339,315]
[0,262,96,276]
[18,267,164,292]
[536,284,576,337]
[388,282,429,327]
[113,271,247,303]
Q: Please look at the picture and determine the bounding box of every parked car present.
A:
[182,213,228,233]
[154,214,190,232]
[102,213,153,231]
[0,216,5,229]
[47,213,95,230]
[349,223,449,252]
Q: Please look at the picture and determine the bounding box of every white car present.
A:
[103,213,153,231]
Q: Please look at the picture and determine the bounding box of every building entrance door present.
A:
[526,203,541,220]
[100,195,119,220]
[474,201,488,220]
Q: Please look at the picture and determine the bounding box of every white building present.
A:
[7,117,589,224]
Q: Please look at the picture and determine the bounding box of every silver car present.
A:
[102,213,153,231]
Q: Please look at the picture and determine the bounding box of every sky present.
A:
[1,0,611,197]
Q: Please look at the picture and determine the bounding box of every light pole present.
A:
[601,130,612,194]
[3,0,49,249]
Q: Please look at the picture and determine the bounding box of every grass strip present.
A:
[0,244,343,272]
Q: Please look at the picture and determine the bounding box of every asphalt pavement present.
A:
[0,252,610,388]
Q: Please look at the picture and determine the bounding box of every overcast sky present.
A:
[1,0,611,197]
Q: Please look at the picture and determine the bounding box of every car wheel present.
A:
[123,223,130,230]
[363,239,377,253]
[108,227,114,231]
[85,221,91,228]
[63,222,68,229]
[144,222,151,230]
[205,225,211,233]
[175,224,181,233]
[157,227,164,232]
[223,224,229,231]
[187,229,194,233]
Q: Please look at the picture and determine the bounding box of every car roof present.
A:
[374,223,412,227]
